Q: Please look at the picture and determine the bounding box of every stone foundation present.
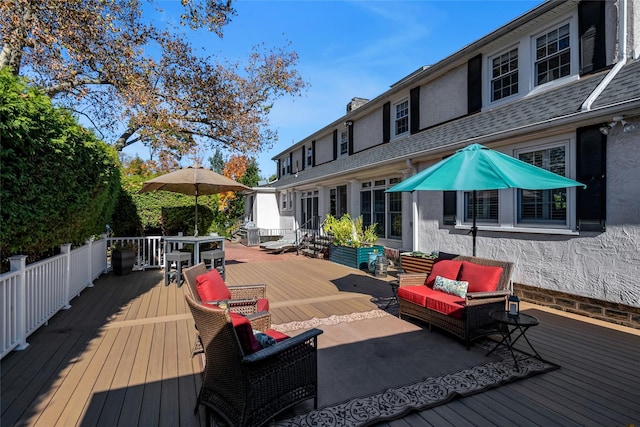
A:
[514,283,640,329]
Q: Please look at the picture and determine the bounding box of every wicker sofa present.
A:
[397,255,513,348]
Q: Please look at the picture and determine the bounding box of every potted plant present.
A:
[111,241,137,275]
[322,214,383,270]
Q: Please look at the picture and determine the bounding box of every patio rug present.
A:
[272,310,559,427]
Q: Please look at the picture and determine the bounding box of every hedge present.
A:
[0,68,120,264]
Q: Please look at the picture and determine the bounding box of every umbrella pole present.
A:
[195,187,199,237]
[472,190,477,256]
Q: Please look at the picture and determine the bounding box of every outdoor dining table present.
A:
[164,235,225,269]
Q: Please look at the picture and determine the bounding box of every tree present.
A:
[0,0,306,162]
[209,149,226,174]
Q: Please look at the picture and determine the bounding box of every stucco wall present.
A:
[420,65,468,129]
[353,108,383,152]
[253,190,281,230]
[413,125,640,308]
[314,133,334,165]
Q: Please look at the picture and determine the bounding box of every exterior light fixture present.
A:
[344,120,353,127]
[599,116,636,135]
[622,119,636,133]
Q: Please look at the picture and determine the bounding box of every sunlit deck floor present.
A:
[2,242,640,426]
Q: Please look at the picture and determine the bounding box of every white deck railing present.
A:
[0,235,164,360]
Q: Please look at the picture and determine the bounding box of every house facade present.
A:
[247,0,640,322]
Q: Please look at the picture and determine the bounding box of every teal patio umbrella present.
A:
[387,143,586,255]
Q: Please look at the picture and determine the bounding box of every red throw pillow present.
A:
[229,312,261,354]
[196,269,231,302]
[425,260,463,288]
[458,261,503,293]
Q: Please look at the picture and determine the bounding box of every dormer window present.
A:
[307,147,313,166]
[339,130,348,156]
[394,99,409,136]
[491,48,518,101]
[282,157,291,175]
[535,23,571,86]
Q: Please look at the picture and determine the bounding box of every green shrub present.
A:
[0,69,120,264]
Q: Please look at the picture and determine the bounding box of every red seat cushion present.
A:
[398,286,465,319]
[458,261,503,293]
[424,290,465,319]
[196,269,231,302]
[229,312,261,354]
[398,285,433,306]
[425,260,463,287]
[257,298,270,312]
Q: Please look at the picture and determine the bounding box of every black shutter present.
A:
[382,102,391,143]
[289,152,293,175]
[443,191,457,225]
[579,0,606,75]
[467,54,482,114]
[277,159,281,179]
[348,124,354,155]
[576,125,606,231]
[301,145,305,171]
[312,140,316,166]
[332,130,338,160]
[410,86,420,134]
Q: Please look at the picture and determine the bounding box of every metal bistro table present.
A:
[486,310,543,371]
[164,235,225,270]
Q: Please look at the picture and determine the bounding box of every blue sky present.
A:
[124,0,543,178]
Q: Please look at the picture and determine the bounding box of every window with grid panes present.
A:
[535,24,571,86]
[491,48,518,101]
[464,190,499,223]
[360,179,402,240]
[340,130,348,155]
[394,100,409,136]
[518,146,567,223]
[388,178,402,238]
[307,147,313,166]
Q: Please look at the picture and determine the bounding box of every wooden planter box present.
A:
[400,254,435,274]
[329,245,384,270]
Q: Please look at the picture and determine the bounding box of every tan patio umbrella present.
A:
[138,164,250,236]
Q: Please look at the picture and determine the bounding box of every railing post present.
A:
[61,243,72,310]
[101,233,108,274]
[9,255,29,351]
[86,238,94,287]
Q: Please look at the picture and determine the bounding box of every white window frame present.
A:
[307,147,313,166]
[339,129,348,156]
[529,17,579,93]
[455,136,578,235]
[360,177,403,240]
[483,12,579,107]
[490,46,519,102]
[393,98,409,137]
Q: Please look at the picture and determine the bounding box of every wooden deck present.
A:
[2,244,640,426]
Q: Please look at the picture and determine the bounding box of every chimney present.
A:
[346,97,369,113]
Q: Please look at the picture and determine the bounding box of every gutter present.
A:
[581,0,628,111]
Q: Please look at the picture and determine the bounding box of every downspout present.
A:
[405,159,419,252]
[581,0,628,111]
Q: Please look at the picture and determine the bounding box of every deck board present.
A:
[3,243,640,427]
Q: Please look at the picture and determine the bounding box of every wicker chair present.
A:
[398,255,513,349]
[183,262,268,318]
[185,294,323,427]
[183,263,271,356]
